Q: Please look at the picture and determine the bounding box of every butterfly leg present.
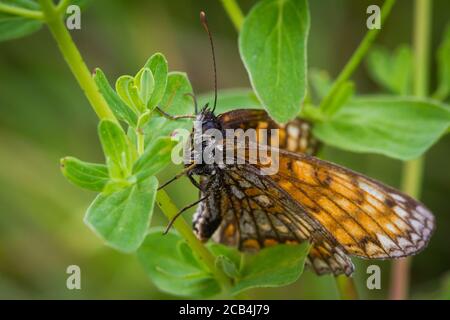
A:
[156,106,195,120]
[163,195,209,234]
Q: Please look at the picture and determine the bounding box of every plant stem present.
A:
[156,190,232,291]
[319,0,396,110]
[335,275,359,300]
[431,86,448,101]
[326,0,397,301]
[220,0,244,32]
[0,2,44,20]
[136,129,145,156]
[56,0,71,14]
[37,0,116,122]
[37,0,232,294]
[389,0,431,300]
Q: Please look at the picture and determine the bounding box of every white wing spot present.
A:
[287,125,300,137]
[394,206,409,219]
[385,223,397,233]
[410,219,424,233]
[358,181,385,202]
[397,237,413,248]
[230,185,245,200]
[254,195,272,208]
[416,206,434,219]
[410,233,421,243]
[377,233,400,251]
[313,258,329,271]
[391,193,406,203]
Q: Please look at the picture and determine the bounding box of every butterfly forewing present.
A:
[189,108,435,277]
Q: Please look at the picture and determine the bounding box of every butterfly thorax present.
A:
[187,107,226,177]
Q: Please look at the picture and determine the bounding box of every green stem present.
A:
[220,0,244,32]
[319,0,396,110]
[0,2,44,19]
[431,85,448,101]
[56,0,71,14]
[335,275,359,300]
[156,190,232,291]
[389,0,431,300]
[136,129,145,156]
[37,0,232,295]
[38,0,116,122]
[327,0,398,301]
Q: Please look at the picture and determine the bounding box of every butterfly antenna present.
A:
[200,11,217,112]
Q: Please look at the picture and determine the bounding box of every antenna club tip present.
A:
[200,11,207,24]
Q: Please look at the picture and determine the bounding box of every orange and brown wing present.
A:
[218,109,320,155]
[198,165,355,276]
[251,149,435,260]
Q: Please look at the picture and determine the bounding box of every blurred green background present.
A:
[0,0,449,299]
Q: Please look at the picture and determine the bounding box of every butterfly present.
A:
[159,11,435,276]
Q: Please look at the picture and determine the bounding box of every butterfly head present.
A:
[195,102,220,131]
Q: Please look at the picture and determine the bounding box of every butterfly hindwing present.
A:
[194,164,355,276]
[252,148,435,260]
[218,109,320,155]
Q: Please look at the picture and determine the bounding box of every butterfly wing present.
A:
[250,148,435,260]
[193,165,355,276]
[218,109,320,155]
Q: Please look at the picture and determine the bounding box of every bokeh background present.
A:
[0,0,449,299]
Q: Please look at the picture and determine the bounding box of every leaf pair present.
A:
[137,228,310,298]
[367,45,413,95]
[93,53,168,129]
[61,120,176,252]
[62,51,195,253]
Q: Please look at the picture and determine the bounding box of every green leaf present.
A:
[0,13,42,42]
[135,67,154,106]
[132,137,177,182]
[314,96,450,160]
[207,242,241,267]
[216,256,240,279]
[198,88,262,114]
[98,120,135,179]
[366,45,412,95]
[137,228,221,298]
[143,72,194,144]
[60,156,109,192]
[116,75,145,114]
[239,0,310,123]
[136,110,151,129]
[93,68,138,126]
[4,0,40,9]
[231,243,310,295]
[85,176,158,253]
[144,53,169,110]
[436,24,450,100]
